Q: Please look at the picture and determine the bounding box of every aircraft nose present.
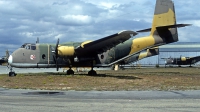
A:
[8,55,13,64]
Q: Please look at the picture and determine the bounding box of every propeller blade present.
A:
[51,38,60,71]
[56,59,59,71]
[50,45,55,52]
[6,49,9,59]
[51,54,58,71]
[55,38,59,59]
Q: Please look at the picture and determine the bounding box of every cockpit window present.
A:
[31,45,36,50]
[21,44,27,48]
[21,43,36,50]
[25,45,31,50]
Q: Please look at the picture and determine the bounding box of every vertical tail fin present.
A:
[151,0,176,34]
[149,0,190,44]
[151,0,178,43]
[137,0,190,44]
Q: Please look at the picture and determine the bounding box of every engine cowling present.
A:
[58,46,75,57]
[181,57,187,61]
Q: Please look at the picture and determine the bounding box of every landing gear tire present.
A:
[88,70,97,76]
[66,69,74,75]
[9,72,17,77]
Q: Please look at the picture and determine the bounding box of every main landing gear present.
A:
[65,67,97,75]
[88,68,97,76]
[66,67,74,75]
[88,61,97,76]
[66,60,97,75]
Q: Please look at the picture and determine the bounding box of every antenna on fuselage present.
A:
[36,37,39,43]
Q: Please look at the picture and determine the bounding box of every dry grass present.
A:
[0,67,200,91]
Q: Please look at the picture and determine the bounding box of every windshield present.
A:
[21,43,36,50]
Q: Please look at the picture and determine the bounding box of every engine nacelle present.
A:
[181,57,187,61]
[58,46,75,56]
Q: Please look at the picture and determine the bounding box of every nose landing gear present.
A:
[8,66,17,77]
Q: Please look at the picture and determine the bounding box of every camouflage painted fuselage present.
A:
[9,41,158,68]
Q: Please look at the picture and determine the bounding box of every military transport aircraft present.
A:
[0,50,9,66]
[8,0,190,76]
[162,56,200,67]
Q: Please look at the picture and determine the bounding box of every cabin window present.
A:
[42,54,46,59]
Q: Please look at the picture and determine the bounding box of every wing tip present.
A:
[118,30,138,36]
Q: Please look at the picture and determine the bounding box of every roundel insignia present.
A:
[30,54,36,60]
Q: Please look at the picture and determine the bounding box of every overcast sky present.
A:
[0,0,199,56]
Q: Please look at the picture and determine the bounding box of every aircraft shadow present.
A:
[44,72,142,80]
[86,74,143,80]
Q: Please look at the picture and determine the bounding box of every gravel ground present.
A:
[0,67,200,91]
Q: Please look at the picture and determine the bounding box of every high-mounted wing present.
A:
[190,56,200,63]
[75,30,137,56]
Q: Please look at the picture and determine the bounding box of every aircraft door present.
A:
[47,44,54,64]
[38,44,49,64]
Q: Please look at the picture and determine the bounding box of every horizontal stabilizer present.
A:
[156,24,192,30]
[137,24,192,33]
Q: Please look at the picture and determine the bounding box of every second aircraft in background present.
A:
[163,56,200,67]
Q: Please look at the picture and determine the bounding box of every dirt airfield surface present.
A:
[1,67,200,91]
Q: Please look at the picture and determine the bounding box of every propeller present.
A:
[5,49,9,59]
[51,38,60,71]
